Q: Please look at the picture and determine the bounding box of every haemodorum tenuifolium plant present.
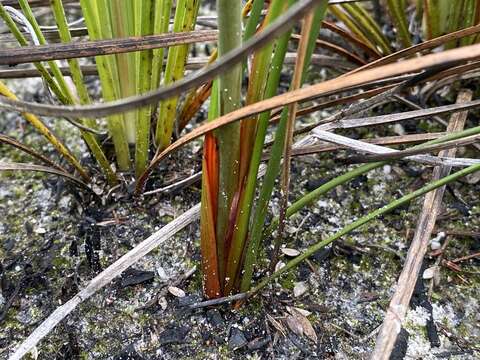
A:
[0,0,479,306]
[199,0,330,298]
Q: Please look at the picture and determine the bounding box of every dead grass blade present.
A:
[291,33,367,65]
[371,89,473,360]
[317,99,480,131]
[177,82,212,133]
[349,24,480,74]
[423,60,480,83]
[292,132,446,156]
[275,10,314,270]
[269,84,396,125]
[0,162,91,191]
[312,129,480,167]
[286,133,447,157]
[348,134,480,163]
[0,30,218,65]
[321,20,381,58]
[8,204,201,360]
[4,2,480,121]
[0,64,98,79]
[0,134,67,172]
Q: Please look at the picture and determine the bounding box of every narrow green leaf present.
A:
[151,0,174,89]
[155,0,200,151]
[225,0,293,295]
[135,0,156,177]
[341,3,392,55]
[51,0,117,185]
[80,0,131,170]
[386,0,412,48]
[328,5,381,56]
[244,0,265,41]
[110,0,138,144]
[250,161,480,295]
[214,0,243,292]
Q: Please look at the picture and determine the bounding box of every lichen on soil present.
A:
[1,68,480,360]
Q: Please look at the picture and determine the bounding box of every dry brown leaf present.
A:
[266,314,286,337]
[287,306,312,317]
[284,308,317,342]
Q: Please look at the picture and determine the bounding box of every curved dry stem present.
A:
[9,204,201,360]
[0,162,91,191]
[0,134,67,172]
[0,30,218,65]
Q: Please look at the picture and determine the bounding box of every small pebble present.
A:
[293,282,308,297]
[168,286,186,298]
[275,261,286,272]
[156,266,169,281]
[228,327,248,350]
[281,248,300,257]
[423,266,438,280]
[158,297,168,310]
[207,309,224,327]
[34,227,46,235]
[158,326,190,346]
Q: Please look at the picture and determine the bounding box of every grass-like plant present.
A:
[3,1,480,358]
[0,0,200,179]
[78,0,200,177]
[1,0,480,311]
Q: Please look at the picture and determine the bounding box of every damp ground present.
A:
[1,73,479,360]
